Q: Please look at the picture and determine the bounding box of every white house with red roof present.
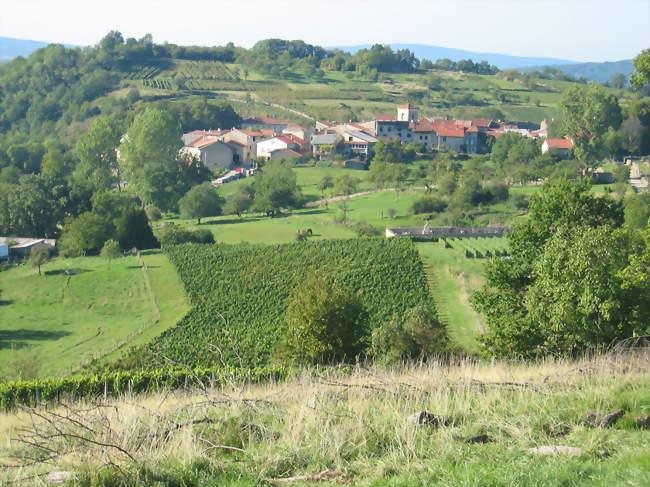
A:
[256,135,303,159]
[542,138,574,158]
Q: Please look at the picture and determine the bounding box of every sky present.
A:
[1,0,649,62]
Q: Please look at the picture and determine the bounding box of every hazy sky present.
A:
[2,0,649,62]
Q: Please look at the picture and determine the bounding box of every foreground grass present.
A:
[1,353,648,485]
[0,253,188,378]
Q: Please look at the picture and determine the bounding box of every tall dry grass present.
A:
[1,352,648,485]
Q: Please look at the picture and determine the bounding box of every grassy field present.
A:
[417,242,488,352]
[2,353,648,485]
[0,252,188,379]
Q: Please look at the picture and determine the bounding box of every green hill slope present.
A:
[0,251,188,379]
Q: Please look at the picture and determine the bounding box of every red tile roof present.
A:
[236,129,265,137]
[187,136,220,149]
[434,126,466,138]
[273,148,303,158]
[398,104,418,109]
[545,138,573,149]
[376,114,397,121]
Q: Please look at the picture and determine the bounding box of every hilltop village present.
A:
[182,104,572,177]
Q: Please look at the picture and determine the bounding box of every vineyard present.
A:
[125,64,162,80]
[151,239,436,367]
[0,365,287,411]
[441,236,510,258]
[175,60,237,80]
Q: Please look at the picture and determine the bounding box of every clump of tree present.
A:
[59,192,157,256]
[276,273,366,366]
[370,305,448,363]
[472,179,649,358]
[118,108,210,211]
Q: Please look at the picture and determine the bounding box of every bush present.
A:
[276,273,367,365]
[145,205,162,221]
[411,195,448,214]
[511,193,530,211]
[156,226,214,246]
[354,222,382,237]
[370,305,447,363]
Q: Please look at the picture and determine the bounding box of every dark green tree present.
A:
[74,115,123,193]
[59,212,115,256]
[472,178,628,357]
[560,83,623,167]
[252,162,303,217]
[178,182,223,224]
[118,108,184,211]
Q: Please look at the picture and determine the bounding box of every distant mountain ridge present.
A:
[328,43,579,70]
[520,59,634,84]
[0,36,76,61]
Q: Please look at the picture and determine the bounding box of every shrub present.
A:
[354,222,382,237]
[100,239,122,261]
[411,195,448,215]
[156,226,214,246]
[145,205,163,221]
[276,273,367,365]
[370,305,447,363]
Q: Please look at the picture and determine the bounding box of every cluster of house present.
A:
[0,237,57,262]
[180,104,575,177]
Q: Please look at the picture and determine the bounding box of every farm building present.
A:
[0,237,57,259]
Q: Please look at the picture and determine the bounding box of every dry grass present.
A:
[1,353,649,485]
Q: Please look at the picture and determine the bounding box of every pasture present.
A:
[0,252,187,379]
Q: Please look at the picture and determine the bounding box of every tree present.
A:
[367,161,408,189]
[29,246,50,276]
[520,226,648,356]
[317,175,334,197]
[372,139,405,163]
[118,108,185,211]
[276,273,366,365]
[472,179,628,357]
[74,115,123,193]
[625,193,650,230]
[560,83,623,167]
[100,239,122,264]
[59,212,115,256]
[610,72,627,89]
[631,49,650,87]
[178,183,223,224]
[224,190,252,217]
[0,174,68,238]
[114,208,158,250]
[333,174,360,196]
[252,162,304,217]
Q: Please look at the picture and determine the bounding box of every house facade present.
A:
[182,137,236,170]
[541,138,574,158]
